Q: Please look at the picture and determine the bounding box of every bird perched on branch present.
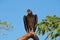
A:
[23,9,38,33]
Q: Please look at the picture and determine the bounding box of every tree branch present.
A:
[17,32,39,40]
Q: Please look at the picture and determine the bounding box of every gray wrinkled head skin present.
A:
[27,9,32,15]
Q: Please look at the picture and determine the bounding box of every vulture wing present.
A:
[35,15,38,25]
[23,15,28,32]
[34,15,38,31]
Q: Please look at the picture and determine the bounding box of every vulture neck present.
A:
[28,13,33,16]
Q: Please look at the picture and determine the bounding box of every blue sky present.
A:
[0,0,60,40]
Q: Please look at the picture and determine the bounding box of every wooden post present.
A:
[17,32,39,40]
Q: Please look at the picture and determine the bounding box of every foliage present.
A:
[0,21,14,35]
[36,15,60,40]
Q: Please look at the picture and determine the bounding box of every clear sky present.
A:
[0,0,60,40]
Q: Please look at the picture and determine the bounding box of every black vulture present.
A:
[23,9,38,33]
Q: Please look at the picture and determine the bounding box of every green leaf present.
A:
[42,30,45,35]
[3,22,11,25]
